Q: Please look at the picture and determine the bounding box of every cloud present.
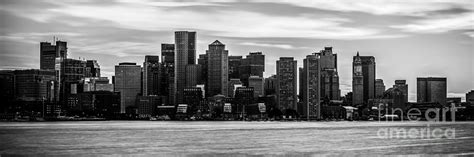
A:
[391,13,474,34]
[0,0,405,40]
[240,42,308,49]
[262,0,473,16]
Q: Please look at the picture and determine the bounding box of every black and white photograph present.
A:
[0,0,473,156]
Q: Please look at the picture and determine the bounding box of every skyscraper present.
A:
[143,55,161,96]
[316,47,340,100]
[185,64,201,88]
[40,41,67,71]
[375,79,385,98]
[197,54,208,85]
[115,62,141,113]
[239,52,265,86]
[352,52,376,105]
[206,40,229,97]
[417,77,447,106]
[276,57,297,111]
[300,54,321,119]
[174,31,196,104]
[161,43,174,104]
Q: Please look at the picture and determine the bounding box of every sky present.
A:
[0,0,473,101]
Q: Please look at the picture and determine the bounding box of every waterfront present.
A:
[1,121,474,156]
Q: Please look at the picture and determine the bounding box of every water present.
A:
[1,121,474,156]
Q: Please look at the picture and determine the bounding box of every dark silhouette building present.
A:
[300,54,321,119]
[228,56,243,79]
[315,47,340,100]
[467,90,474,104]
[143,55,161,96]
[161,43,174,105]
[264,75,277,96]
[40,41,67,71]
[115,62,141,113]
[248,76,264,98]
[85,60,100,77]
[174,31,196,104]
[352,52,376,105]
[417,77,447,106]
[375,79,385,98]
[205,40,229,97]
[276,57,297,111]
[239,52,265,86]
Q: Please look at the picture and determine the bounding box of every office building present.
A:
[174,31,196,104]
[300,54,321,119]
[248,76,264,98]
[316,47,340,100]
[143,55,161,96]
[115,62,141,113]
[228,56,243,79]
[161,43,175,105]
[276,57,297,111]
[206,40,229,97]
[40,40,67,71]
[239,52,265,86]
[375,79,385,98]
[417,77,447,106]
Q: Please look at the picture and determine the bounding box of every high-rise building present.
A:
[264,75,277,96]
[115,62,141,113]
[0,71,15,112]
[85,60,100,77]
[40,41,67,71]
[197,54,208,85]
[375,79,385,98]
[161,43,174,105]
[206,40,229,97]
[276,57,297,111]
[143,55,161,96]
[466,90,474,104]
[316,47,340,100]
[228,56,243,79]
[185,64,201,88]
[174,31,196,104]
[417,77,447,106]
[239,52,265,86]
[300,54,321,119]
[352,52,375,105]
[248,76,264,98]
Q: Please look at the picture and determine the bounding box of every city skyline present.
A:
[1,0,473,101]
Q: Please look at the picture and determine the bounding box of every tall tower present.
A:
[352,52,375,105]
[174,31,196,104]
[161,43,174,105]
[276,57,297,111]
[317,47,340,100]
[300,54,321,119]
[143,55,160,96]
[206,40,229,97]
[115,62,141,113]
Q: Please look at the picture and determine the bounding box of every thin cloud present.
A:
[391,13,474,34]
[240,42,308,49]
